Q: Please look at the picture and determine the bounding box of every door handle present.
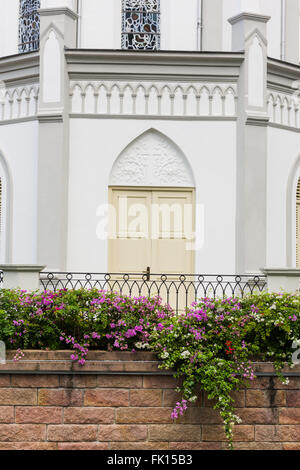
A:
[143,267,151,281]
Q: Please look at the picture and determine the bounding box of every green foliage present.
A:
[149,292,300,449]
[0,288,172,353]
[0,288,299,448]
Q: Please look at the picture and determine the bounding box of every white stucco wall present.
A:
[0,121,38,264]
[267,126,300,268]
[67,118,236,274]
[78,0,288,58]
[80,0,121,49]
[1,0,299,61]
[79,0,198,51]
[160,0,198,51]
[41,0,77,9]
[79,0,285,56]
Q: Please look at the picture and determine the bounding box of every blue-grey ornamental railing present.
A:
[39,272,267,314]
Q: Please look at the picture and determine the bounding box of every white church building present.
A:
[1,0,300,290]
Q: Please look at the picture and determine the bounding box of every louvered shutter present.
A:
[297,179,300,267]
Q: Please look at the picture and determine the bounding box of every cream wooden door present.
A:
[108,188,195,310]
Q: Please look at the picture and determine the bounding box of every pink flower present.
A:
[92,332,100,339]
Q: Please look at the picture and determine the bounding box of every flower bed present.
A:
[0,288,299,449]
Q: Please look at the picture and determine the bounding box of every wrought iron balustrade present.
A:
[40,272,267,314]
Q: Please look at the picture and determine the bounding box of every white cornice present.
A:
[38,113,64,123]
[0,52,39,83]
[267,57,300,81]
[268,122,300,134]
[0,264,46,272]
[261,268,300,276]
[38,7,78,21]
[65,49,244,66]
[0,53,39,72]
[65,50,244,81]
[228,12,270,25]
[69,114,237,122]
[246,114,269,127]
[0,117,38,126]
[267,83,296,95]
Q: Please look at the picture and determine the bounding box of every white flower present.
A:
[269,304,277,310]
[135,342,150,350]
[181,350,191,359]
[189,395,198,403]
[161,351,169,359]
[282,378,290,385]
[233,414,242,424]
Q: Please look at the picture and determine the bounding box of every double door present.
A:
[108,188,195,311]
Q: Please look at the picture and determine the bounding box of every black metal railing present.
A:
[40,272,267,314]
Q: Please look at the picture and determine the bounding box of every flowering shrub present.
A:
[0,288,173,362]
[0,288,299,449]
[150,292,300,448]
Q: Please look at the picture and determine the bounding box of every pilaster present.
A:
[262,268,300,294]
[0,265,46,291]
[229,13,270,275]
[37,6,77,271]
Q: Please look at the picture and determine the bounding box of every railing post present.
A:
[0,265,46,292]
[261,268,300,294]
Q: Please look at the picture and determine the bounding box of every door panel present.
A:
[109,190,151,273]
[151,191,194,312]
[151,191,194,274]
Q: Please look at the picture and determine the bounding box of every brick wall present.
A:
[0,351,299,450]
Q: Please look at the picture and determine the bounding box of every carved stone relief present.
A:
[110,130,194,187]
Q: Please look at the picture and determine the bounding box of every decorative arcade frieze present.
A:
[0,85,39,122]
[70,81,238,118]
[267,91,300,129]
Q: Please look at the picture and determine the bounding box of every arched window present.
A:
[19,0,41,53]
[122,0,160,50]
[297,178,300,267]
